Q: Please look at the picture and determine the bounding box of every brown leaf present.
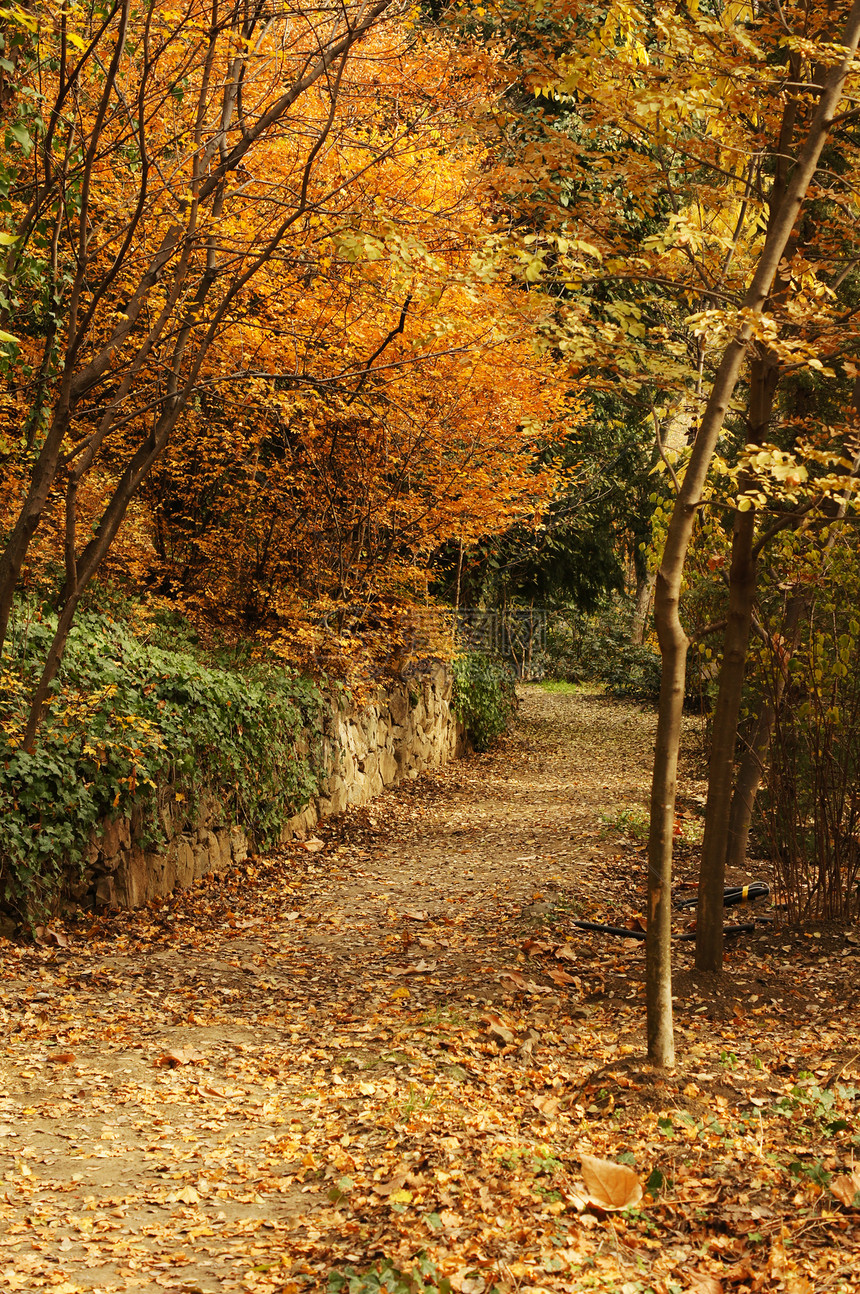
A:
[156,1046,206,1067]
[33,925,69,948]
[546,967,577,986]
[197,1083,229,1099]
[554,943,577,961]
[830,1170,860,1208]
[522,938,553,956]
[166,1184,200,1205]
[580,1154,643,1210]
[303,837,325,852]
[49,1051,76,1065]
[389,960,437,976]
[372,1169,409,1196]
[438,1208,461,1234]
[496,970,527,988]
[519,1029,540,1056]
[533,1095,560,1119]
[784,1278,814,1294]
[403,909,430,920]
[687,1276,723,1294]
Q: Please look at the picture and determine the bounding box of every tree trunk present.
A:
[725,436,860,871]
[725,595,804,872]
[630,571,654,645]
[695,504,758,969]
[695,350,779,970]
[644,6,860,1062]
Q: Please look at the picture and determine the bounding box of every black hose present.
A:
[569,919,757,941]
[674,882,770,911]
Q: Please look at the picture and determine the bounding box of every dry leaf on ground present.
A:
[580,1154,643,1210]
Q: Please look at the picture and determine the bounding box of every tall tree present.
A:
[0,0,401,742]
[459,0,860,1060]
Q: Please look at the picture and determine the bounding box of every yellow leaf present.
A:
[580,1154,643,1210]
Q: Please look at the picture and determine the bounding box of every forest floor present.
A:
[1,685,859,1294]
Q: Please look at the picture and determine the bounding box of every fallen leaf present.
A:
[49,1051,76,1064]
[519,1029,540,1056]
[372,1170,409,1196]
[303,838,325,852]
[451,1268,485,1293]
[167,1184,200,1204]
[554,944,577,961]
[522,938,553,955]
[33,925,69,948]
[389,960,437,976]
[830,1170,860,1208]
[687,1276,723,1294]
[580,1154,643,1210]
[533,1095,560,1118]
[156,1046,206,1067]
[524,979,553,995]
[403,909,430,920]
[197,1083,230,1099]
[546,967,577,985]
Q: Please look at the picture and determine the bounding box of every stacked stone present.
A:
[73,661,464,911]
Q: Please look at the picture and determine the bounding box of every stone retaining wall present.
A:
[70,662,464,911]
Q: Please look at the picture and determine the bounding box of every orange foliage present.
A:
[0,2,580,681]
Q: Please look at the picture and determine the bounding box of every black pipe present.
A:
[674,882,770,910]
[568,919,757,941]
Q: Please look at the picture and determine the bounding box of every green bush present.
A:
[544,601,707,706]
[1,606,326,922]
[451,651,517,751]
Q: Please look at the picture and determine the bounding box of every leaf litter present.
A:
[1,686,859,1292]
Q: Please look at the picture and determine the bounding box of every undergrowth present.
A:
[451,651,517,752]
[0,604,326,923]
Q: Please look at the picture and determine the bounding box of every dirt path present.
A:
[1,687,858,1294]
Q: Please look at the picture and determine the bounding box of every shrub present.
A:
[764,612,860,923]
[451,651,517,751]
[0,605,325,923]
[544,600,707,707]
[544,605,663,701]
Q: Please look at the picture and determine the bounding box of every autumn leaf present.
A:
[167,1184,200,1205]
[687,1276,724,1294]
[830,1170,860,1208]
[156,1046,206,1067]
[372,1169,409,1196]
[580,1154,643,1210]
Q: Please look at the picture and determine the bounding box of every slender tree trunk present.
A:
[630,571,654,645]
[725,594,804,871]
[724,436,860,871]
[695,353,778,970]
[22,408,180,747]
[695,506,758,968]
[644,6,860,1063]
